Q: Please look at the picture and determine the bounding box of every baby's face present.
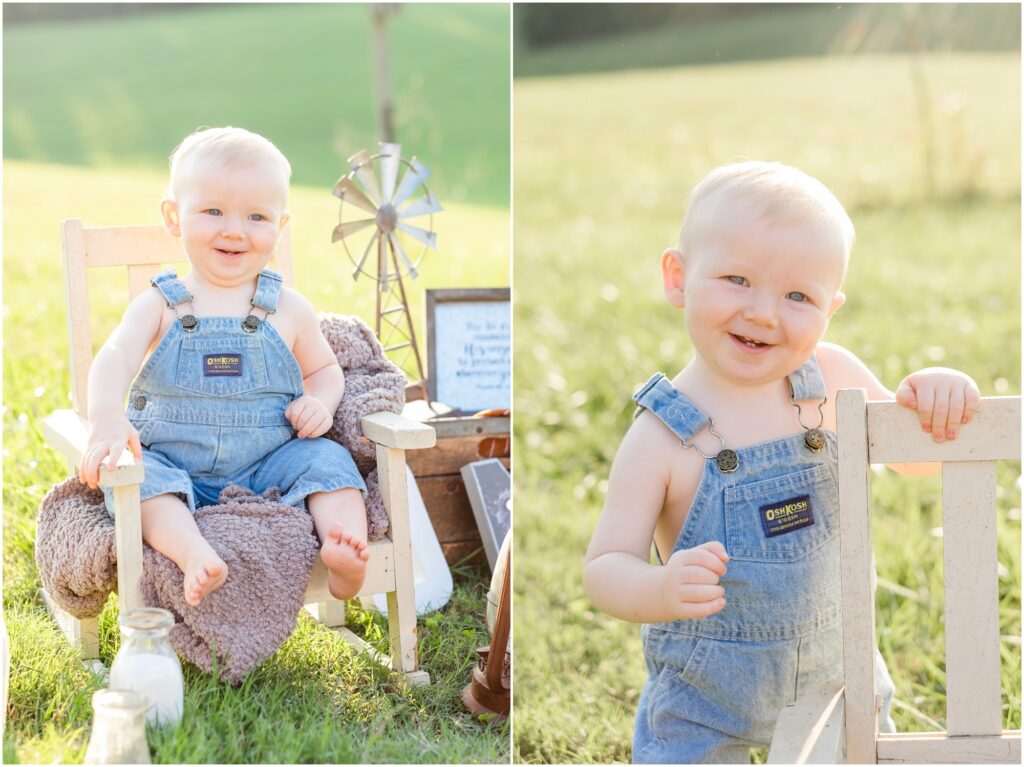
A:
[666,208,847,388]
[162,156,289,288]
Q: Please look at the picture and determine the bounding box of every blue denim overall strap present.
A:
[151,269,194,308]
[632,354,825,444]
[250,269,283,313]
[788,353,826,402]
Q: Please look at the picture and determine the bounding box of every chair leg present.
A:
[376,443,430,686]
[41,588,101,661]
[387,588,429,687]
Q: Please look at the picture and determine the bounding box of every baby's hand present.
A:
[895,367,981,443]
[659,541,729,620]
[285,395,334,439]
[80,413,142,489]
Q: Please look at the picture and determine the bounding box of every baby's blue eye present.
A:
[249,213,265,222]
[726,275,748,286]
[787,291,809,303]
[205,208,222,216]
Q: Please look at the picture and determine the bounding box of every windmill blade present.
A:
[391,157,432,207]
[388,232,419,280]
[396,221,438,250]
[378,234,390,292]
[347,149,382,205]
[331,217,376,243]
[351,230,379,281]
[398,193,444,219]
[332,177,378,215]
[378,142,402,203]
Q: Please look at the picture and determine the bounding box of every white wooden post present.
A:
[838,388,878,764]
[942,461,1002,736]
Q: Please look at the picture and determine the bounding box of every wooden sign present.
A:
[460,458,511,570]
[426,288,510,413]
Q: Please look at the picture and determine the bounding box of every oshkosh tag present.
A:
[204,353,242,377]
[759,494,814,538]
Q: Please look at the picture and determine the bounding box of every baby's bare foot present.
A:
[321,522,369,600]
[183,553,228,606]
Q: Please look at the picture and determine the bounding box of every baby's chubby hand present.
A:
[895,367,981,443]
[285,395,334,439]
[80,413,142,489]
[659,541,729,620]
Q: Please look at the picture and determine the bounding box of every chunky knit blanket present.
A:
[34,313,405,682]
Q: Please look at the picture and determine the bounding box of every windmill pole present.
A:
[372,4,397,143]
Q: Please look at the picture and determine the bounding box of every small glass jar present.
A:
[83,689,151,764]
[109,608,184,726]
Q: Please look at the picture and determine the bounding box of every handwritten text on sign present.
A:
[434,301,510,411]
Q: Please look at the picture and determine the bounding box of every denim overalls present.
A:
[102,268,366,515]
[630,356,895,764]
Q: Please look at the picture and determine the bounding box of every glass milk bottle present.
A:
[83,689,151,764]
[109,608,184,726]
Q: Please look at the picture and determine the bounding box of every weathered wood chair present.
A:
[768,388,1021,763]
[41,219,435,686]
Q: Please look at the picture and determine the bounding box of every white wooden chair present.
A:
[41,219,435,686]
[768,388,1021,763]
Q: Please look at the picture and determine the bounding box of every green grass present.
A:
[514,4,1020,78]
[4,3,510,207]
[2,158,509,762]
[512,53,1020,763]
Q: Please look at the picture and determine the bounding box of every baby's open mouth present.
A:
[216,248,244,256]
[731,333,770,348]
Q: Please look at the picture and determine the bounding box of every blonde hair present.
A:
[167,126,292,199]
[680,161,854,269]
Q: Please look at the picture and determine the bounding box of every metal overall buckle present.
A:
[792,395,827,452]
[680,419,739,473]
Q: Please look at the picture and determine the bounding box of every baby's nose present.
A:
[742,299,778,326]
[220,219,245,238]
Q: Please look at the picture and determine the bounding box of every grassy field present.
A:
[512,51,1020,763]
[3,4,509,762]
[3,3,510,207]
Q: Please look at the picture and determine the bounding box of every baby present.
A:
[80,126,370,607]
[583,161,980,763]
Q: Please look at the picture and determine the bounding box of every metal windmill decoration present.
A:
[332,142,441,389]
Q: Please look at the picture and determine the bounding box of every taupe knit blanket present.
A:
[34,313,405,682]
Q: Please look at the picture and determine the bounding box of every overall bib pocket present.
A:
[724,463,838,563]
[175,336,270,396]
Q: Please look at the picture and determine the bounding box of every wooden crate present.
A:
[404,411,510,566]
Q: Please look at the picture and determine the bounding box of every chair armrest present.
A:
[41,409,144,486]
[361,411,436,450]
[768,685,846,764]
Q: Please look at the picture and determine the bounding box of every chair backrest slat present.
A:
[62,219,294,417]
[837,388,882,764]
[942,460,1002,736]
[867,399,1020,463]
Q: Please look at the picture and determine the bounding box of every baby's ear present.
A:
[827,291,846,318]
[160,198,181,237]
[661,248,686,308]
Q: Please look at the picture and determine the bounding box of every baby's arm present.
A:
[80,289,165,488]
[818,342,981,476]
[584,414,729,624]
[283,289,345,439]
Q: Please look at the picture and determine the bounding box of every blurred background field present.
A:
[512,3,1020,763]
[3,3,509,763]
